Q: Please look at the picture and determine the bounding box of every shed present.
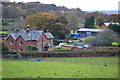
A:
[77,28,103,37]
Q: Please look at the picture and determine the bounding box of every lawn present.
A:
[2,57,119,78]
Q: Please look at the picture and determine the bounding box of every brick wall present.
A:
[6,33,54,51]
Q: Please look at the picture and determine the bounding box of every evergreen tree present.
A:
[84,16,94,28]
[109,24,120,34]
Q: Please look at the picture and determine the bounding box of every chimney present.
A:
[26,27,30,33]
[14,28,20,33]
[26,25,31,33]
[44,30,49,33]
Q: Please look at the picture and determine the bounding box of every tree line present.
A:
[2,2,118,30]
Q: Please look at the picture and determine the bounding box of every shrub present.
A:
[84,29,118,46]
[112,42,119,46]
[54,39,62,45]
[8,51,17,54]
[2,21,9,26]
[26,45,38,52]
[109,24,120,34]
[21,46,119,57]
[84,36,96,45]
[91,25,100,29]
[1,40,9,53]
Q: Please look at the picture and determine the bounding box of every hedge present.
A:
[21,46,119,58]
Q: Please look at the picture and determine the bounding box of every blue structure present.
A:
[73,42,86,46]
[30,59,41,61]
[70,34,84,38]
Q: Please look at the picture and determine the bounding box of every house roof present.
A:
[100,24,107,29]
[104,22,119,26]
[6,30,54,41]
[44,32,54,39]
[77,28,103,32]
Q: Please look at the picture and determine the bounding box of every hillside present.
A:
[1,2,87,30]
[1,2,114,30]
[2,2,81,18]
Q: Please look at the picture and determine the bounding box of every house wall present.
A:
[6,35,27,51]
[16,36,26,51]
[6,33,54,51]
[6,35,16,51]
[37,33,53,50]
[26,41,37,47]
[37,33,48,49]
[46,39,53,46]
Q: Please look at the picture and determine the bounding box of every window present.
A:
[10,40,13,45]
[37,42,40,45]
[19,41,22,46]
[10,48,13,51]
[19,49,23,51]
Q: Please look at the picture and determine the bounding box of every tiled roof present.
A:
[5,30,45,41]
[104,22,119,26]
[44,32,54,39]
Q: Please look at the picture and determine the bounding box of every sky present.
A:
[10,0,120,11]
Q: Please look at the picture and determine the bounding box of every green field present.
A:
[2,57,119,78]
[0,31,9,37]
[0,31,9,34]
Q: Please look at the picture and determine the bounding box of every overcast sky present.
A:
[10,0,119,11]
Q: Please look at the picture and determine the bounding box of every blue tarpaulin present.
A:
[30,59,41,61]
[70,34,82,38]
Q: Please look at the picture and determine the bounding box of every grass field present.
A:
[0,59,2,79]
[2,57,119,78]
[0,31,9,34]
[0,31,9,37]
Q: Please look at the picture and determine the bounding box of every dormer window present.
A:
[10,40,13,45]
[19,41,22,46]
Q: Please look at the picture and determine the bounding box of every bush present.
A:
[26,45,38,52]
[54,39,62,45]
[8,51,17,54]
[21,46,119,57]
[91,25,100,29]
[84,36,96,43]
[84,29,118,46]
[1,40,9,53]
[109,24,120,34]
[2,21,9,26]
[112,42,120,46]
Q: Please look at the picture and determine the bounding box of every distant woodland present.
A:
[1,2,119,30]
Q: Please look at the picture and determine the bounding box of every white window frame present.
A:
[10,40,13,45]
[10,48,13,51]
[19,41,23,46]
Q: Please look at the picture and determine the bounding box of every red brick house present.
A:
[5,29,54,51]
[100,24,107,29]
